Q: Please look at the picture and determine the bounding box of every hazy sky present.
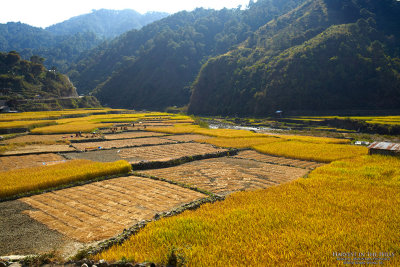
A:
[1,0,252,28]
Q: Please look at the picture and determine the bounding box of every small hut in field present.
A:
[368,142,400,156]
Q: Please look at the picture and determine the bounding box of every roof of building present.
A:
[368,141,400,152]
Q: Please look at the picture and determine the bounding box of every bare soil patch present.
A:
[63,143,228,164]
[72,137,177,151]
[140,157,309,196]
[0,153,66,172]
[1,144,76,156]
[0,200,79,257]
[20,176,206,243]
[104,131,166,140]
[234,150,325,169]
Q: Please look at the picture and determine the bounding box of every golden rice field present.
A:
[0,159,132,199]
[30,122,112,134]
[197,134,349,149]
[271,133,350,144]
[146,124,266,138]
[292,115,400,125]
[94,155,400,266]
[0,108,114,122]
[253,141,368,163]
[0,120,56,129]
[197,136,282,148]
[0,109,192,134]
[149,124,361,162]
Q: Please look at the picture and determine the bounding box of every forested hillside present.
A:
[70,0,306,109]
[0,10,167,72]
[188,0,400,115]
[4,0,398,114]
[0,51,100,111]
[70,0,400,115]
[0,51,76,99]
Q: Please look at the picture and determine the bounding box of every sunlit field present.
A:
[147,124,266,138]
[0,110,193,134]
[0,160,132,199]
[292,115,400,125]
[1,109,398,265]
[0,109,115,122]
[94,155,400,266]
[30,122,112,134]
[253,141,368,163]
[0,120,56,129]
[198,136,365,163]
[197,136,282,148]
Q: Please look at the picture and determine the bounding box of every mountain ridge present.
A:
[0,9,168,72]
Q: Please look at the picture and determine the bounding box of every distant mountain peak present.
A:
[45,9,169,39]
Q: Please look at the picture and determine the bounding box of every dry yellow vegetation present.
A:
[147,124,265,138]
[30,122,112,134]
[253,141,368,163]
[271,133,351,144]
[197,136,281,148]
[94,155,400,266]
[0,120,56,129]
[24,111,192,134]
[0,159,132,199]
[0,109,113,122]
[293,115,400,125]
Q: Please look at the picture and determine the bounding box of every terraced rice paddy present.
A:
[64,143,228,164]
[0,153,66,172]
[3,109,396,264]
[20,176,206,242]
[160,134,212,142]
[104,132,167,140]
[234,150,324,169]
[140,157,309,195]
[119,143,228,163]
[72,137,177,151]
[0,134,74,144]
[1,144,76,156]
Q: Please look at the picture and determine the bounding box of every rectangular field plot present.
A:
[104,131,167,140]
[140,157,309,195]
[234,150,325,170]
[1,144,76,156]
[0,134,96,144]
[72,137,177,151]
[0,153,67,172]
[161,134,211,142]
[20,176,206,242]
[63,143,228,163]
[119,143,227,163]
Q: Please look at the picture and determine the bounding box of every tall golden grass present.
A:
[27,112,191,134]
[94,155,400,266]
[197,136,281,148]
[0,109,113,122]
[0,160,132,199]
[30,122,112,134]
[253,141,368,163]
[293,115,400,125]
[0,120,56,129]
[147,124,265,138]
